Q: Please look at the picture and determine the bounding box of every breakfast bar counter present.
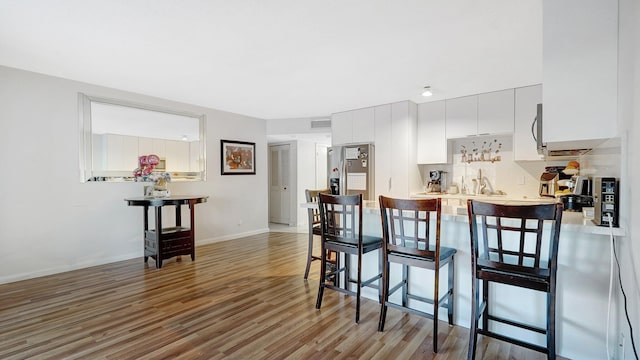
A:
[301,197,623,359]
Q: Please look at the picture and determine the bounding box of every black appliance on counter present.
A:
[557,194,593,212]
[593,177,619,227]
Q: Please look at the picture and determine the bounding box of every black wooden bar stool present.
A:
[378,196,456,353]
[316,193,383,323]
[466,200,563,360]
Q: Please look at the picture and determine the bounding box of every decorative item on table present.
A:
[133,154,172,198]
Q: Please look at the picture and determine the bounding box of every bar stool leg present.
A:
[378,254,389,332]
[547,291,556,359]
[355,249,362,323]
[315,243,327,310]
[468,277,479,360]
[433,266,440,353]
[448,258,455,325]
[304,230,314,280]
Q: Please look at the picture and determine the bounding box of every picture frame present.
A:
[221,140,256,175]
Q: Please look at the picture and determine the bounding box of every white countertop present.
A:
[301,197,625,237]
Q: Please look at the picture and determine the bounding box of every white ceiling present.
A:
[0,0,542,120]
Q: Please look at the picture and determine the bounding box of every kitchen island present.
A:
[302,197,623,359]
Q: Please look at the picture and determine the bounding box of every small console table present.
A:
[125,195,208,269]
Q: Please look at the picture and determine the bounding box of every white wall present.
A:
[296,140,317,228]
[0,66,269,284]
[617,0,640,358]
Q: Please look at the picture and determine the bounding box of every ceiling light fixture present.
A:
[421,86,433,97]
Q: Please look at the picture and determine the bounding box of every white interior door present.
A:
[269,144,291,224]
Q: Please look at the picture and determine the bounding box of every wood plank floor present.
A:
[0,232,564,359]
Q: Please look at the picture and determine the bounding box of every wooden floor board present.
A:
[0,232,566,359]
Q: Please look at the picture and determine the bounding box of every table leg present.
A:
[155,206,163,269]
[189,200,196,261]
[175,205,182,262]
[143,205,149,264]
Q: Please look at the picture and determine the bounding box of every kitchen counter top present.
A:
[302,197,625,237]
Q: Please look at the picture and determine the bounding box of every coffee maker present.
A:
[539,166,571,197]
[426,170,446,193]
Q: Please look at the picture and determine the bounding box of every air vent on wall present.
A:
[311,119,331,129]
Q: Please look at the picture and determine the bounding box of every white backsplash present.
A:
[419,135,569,199]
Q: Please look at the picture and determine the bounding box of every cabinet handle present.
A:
[531,116,538,142]
[388,177,392,192]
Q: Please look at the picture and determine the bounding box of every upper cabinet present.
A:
[514,85,544,161]
[445,95,477,138]
[543,0,618,147]
[374,104,392,197]
[445,90,514,139]
[477,89,514,135]
[330,111,353,145]
[417,100,451,164]
[331,107,375,145]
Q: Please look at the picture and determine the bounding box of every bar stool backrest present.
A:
[379,197,442,260]
[467,200,563,292]
[306,189,331,227]
[318,193,362,244]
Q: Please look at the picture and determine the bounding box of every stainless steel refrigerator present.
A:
[327,144,375,200]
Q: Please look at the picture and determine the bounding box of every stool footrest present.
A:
[478,329,548,354]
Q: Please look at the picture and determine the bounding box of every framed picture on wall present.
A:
[221,140,256,175]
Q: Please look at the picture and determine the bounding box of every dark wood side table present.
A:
[125,195,208,269]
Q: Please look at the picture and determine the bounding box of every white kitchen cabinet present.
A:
[105,134,138,171]
[352,107,375,143]
[390,101,420,198]
[331,111,352,145]
[374,104,392,197]
[189,141,201,171]
[331,108,374,145]
[514,85,544,161]
[445,95,478,138]
[165,140,190,172]
[417,100,451,164]
[139,137,167,159]
[478,89,514,135]
[543,0,618,146]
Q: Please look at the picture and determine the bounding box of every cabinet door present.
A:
[351,107,375,143]
[543,0,617,143]
[478,89,514,135]
[391,102,410,197]
[417,101,450,164]
[374,104,392,197]
[331,111,353,145]
[138,137,153,155]
[446,95,478,138]
[165,140,190,172]
[514,85,544,161]
[189,141,201,171]
[152,139,166,158]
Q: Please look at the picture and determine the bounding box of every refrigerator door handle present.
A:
[340,159,346,195]
[388,177,392,192]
